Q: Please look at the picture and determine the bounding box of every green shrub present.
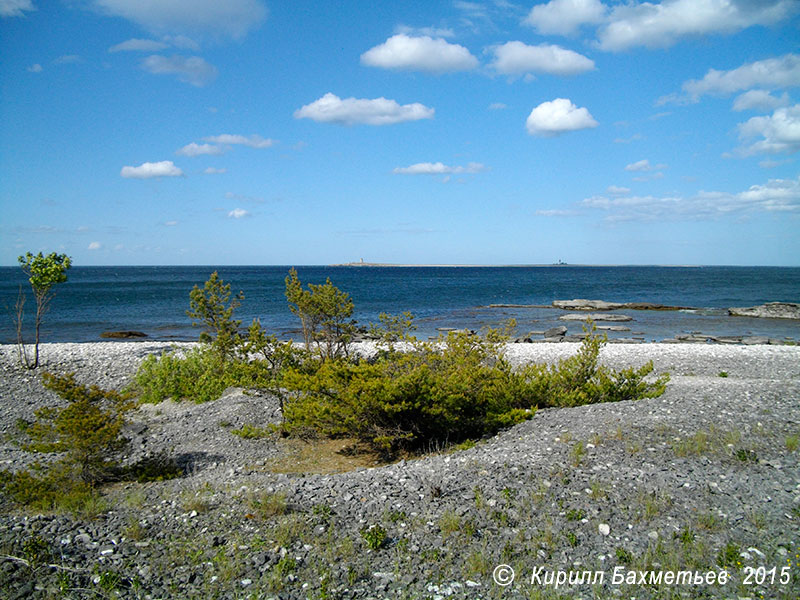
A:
[285,268,356,360]
[186,271,243,360]
[0,373,134,514]
[131,341,293,404]
[518,326,669,408]
[282,328,534,457]
[132,348,230,403]
[282,326,668,458]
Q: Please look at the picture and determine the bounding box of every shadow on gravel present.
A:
[173,451,227,474]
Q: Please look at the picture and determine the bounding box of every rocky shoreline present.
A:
[1,342,799,599]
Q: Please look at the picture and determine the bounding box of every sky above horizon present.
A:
[1,0,799,267]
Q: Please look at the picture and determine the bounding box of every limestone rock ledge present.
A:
[728,302,800,320]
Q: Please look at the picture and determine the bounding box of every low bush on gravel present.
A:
[0,373,181,514]
[282,326,668,457]
[130,270,669,459]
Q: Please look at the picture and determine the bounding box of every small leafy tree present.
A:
[285,268,356,360]
[187,271,243,360]
[17,252,72,369]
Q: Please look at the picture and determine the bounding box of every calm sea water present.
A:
[0,266,798,343]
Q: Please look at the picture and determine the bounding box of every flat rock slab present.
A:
[553,299,623,311]
[559,313,633,322]
[596,325,631,331]
[728,302,800,320]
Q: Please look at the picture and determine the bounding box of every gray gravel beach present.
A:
[1,341,799,599]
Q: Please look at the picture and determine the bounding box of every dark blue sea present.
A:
[1,266,799,344]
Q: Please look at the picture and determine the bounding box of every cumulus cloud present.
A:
[394,25,455,38]
[524,0,606,36]
[597,0,796,52]
[120,160,184,179]
[624,159,666,172]
[732,89,791,112]
[54,54,81,65]
[109,38,169,52]
[88,241,102,250]
[176,142,223,156]
[227,208,250,219]
[1,0,35,18]
[489,41,595,76]
[90,0,267,40]
[27,63,42,73]
[141,55,217,86]
[203,167,226,174]
[607,185,631,195]
[525,98,598,137]
[582,175,800,221]
[294,93,434,126]
[680,54,800,101]
[360,34,478,73]
[737,104,800,155]
[203,134,276,148]
[392,162,487,175]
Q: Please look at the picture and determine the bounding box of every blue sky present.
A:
[1,0,799,266]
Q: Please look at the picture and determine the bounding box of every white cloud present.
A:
[582,175,800,221]
[607,185,631,195]
[121,160,184,179]
[27,63,42,73]
[624,159,666,172]
[682,54,800,100]
[203,134,276,148]
[177,142,223,156]
[732,89,791,112]
[203,167,226,174]
[598,0,797,53]
[393,162,487,175]
[536,208,580,217]
[109,38,169,52]
[90,0,267,40]
[488,102,508,110]
[394,25,455,38]
[524,0,606,36]
[737,104,800,155]
[360,34,478,73]
[525,98,598,137]
[0,0,35,18]
[164,220,178,226]
[228,208,250,219]
[54,54,81,65]
[88,241,102,250]
[141,55,217,86]
[294,93,434,126]
[489,41,595,76]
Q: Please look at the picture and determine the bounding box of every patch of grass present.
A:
[230,423,272,439]
[565,531,579,547]
[735,448,758,462]
[615,546,633,564]
[570,441,586,466]
[636,490,673,521]
[247,490,288,519]
[718,371,728,378]
[785,433,799,452]
[695,511,725,532]
[716,541,741,569]
[361,524,388,550]
[565,508,586,522]
[438,509,461,537]
[266,438,381,474]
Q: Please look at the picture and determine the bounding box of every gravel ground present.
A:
[1,341,799,600]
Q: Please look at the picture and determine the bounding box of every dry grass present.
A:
[265,438,382,474]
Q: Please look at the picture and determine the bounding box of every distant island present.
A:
[329,260,700,268]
